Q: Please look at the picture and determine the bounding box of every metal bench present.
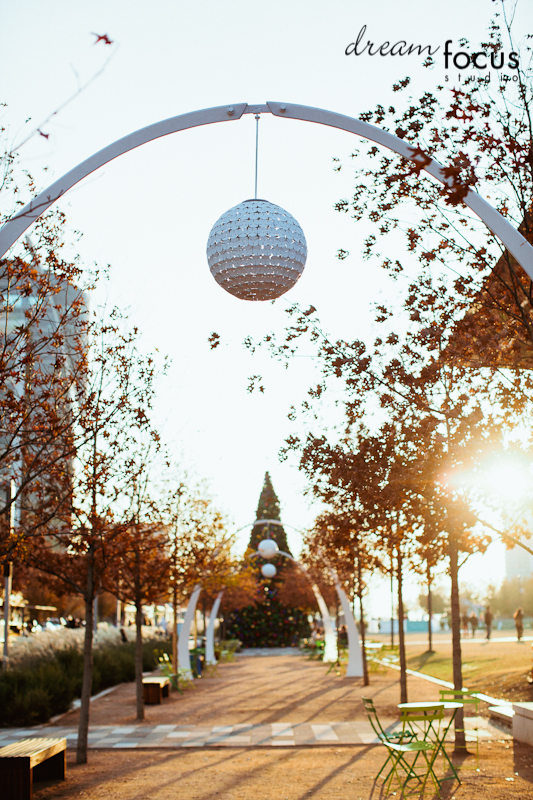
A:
[142,675,171,704]
[0,737,66,800]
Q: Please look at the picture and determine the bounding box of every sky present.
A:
[1,0,532,617]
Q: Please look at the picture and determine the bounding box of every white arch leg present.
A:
[178,585,201,679]
[205,591,224,666]
[311,584,337,663]
[335,583,364,678]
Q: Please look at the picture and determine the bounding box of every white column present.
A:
[311,584,337,663]
[205,591,224,666]
[335,583,364,677]
[178,586,201,679]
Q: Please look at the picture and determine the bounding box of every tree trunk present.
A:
[397,546,407,704]
[2,561,12,666]
[449,531,466,751]
[356,548,369,686]
[427,561,433,653]
[172,583,178,675]
[77,548,95,765]
[390,548,394,648]
[134,552,144,722]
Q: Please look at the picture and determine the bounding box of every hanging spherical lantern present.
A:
[206,199,307,301]
[261,563,277,579]
[258,538,279,559]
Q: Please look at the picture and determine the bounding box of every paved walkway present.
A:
[4,652,526,800]
[0,651,511,749]
[0,715,508,749]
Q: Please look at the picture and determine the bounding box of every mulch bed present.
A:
[33,743,533,799]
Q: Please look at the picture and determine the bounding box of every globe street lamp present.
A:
[261,563,277,579]
[207,199,307,301]
[257,537,279,560]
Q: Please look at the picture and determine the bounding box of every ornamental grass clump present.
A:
[8,622,127,666]
[0,636,172,727]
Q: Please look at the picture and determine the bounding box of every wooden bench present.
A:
[142,676,170,704]
[0,737,66,800]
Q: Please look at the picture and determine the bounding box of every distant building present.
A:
[0,255,88,532]
[506,542,533,580]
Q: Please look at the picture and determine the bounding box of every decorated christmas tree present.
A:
[248,471,291,555]
[227,472,310,646]
[228,598,309,648]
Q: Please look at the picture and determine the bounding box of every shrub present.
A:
[0,637,172,727]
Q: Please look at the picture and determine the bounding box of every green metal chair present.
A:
[362,697,416,782]
[438,689,480,714]
[438,689,480,768]
[382,738,442,797]
[400,704,461,790]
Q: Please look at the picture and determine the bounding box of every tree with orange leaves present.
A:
[106,448,170,722]
[164,480,233,665]
[0,220,90,564]
[23,308,162,763]
[332,4,533,377]
[240,4,533,748]
[111,519,170,720]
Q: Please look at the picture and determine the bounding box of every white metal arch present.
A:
[1,101,532,279]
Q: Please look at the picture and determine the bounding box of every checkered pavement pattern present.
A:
[0,717,510,749]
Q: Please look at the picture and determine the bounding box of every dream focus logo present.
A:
[345,25,519,83]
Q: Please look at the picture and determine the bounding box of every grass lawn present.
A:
[404,638,533,701]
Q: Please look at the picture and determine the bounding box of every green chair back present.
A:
[400,706,444,738]
[439,689,480,769]
[400,706,444,721]
[439,689,479,712]
[362,696,387,739]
